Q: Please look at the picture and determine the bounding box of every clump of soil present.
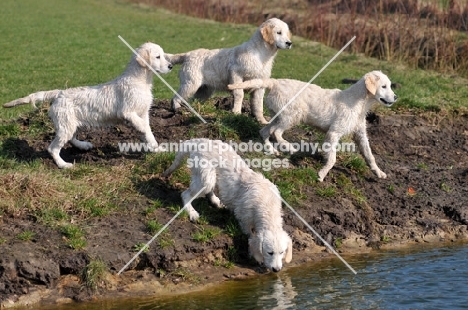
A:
[1,98,468,307]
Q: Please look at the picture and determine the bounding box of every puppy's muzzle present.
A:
[380,94,398,106]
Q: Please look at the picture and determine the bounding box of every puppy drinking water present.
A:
[162,138,292,272]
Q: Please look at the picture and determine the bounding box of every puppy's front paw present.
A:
[231,107,242,114]
[264,144,279,156]
[148,144,159,152]
[171,101,181,111]
[210,196,222,208]
[189,211,200,222]
[58,162,74,169]
[81,142,93,151]
[317,170,327,182]
[375,170,387,179]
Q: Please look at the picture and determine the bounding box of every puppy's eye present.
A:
[156,56,161,59]
[382,85,387,89]
[268,252,274,256]
[277,31,282,35]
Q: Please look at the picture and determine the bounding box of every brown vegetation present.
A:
[135,0,468,76]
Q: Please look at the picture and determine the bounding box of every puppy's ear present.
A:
[285,233,292,263]
[136,48,151,68]
[260,22,275,45]
[365,72,380,96]
[249,234,264,263]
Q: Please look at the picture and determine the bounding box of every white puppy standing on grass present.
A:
[162,138,292,272]
[3,42,173,169]
[228,71,398,181]
[165,18,292,124]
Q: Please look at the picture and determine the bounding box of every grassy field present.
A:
[1,0,468,119]
[1,0,468,260]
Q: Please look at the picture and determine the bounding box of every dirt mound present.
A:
[1,98,468,307]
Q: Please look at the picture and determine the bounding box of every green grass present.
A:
[80,259,109,292]
[16,230,35,241]
[417,162,429,170]
[316,185,337,198]
[224,216,243,238]
[0,0,467,123]
[61,224,87,250]
[146,219,164,234]
[264,167,318,203]
[192,226,222,243]
[342,154,369,176]
[133,242,149,253]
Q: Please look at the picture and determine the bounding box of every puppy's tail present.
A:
[227,79,276,91]
[164,53,186,65]
[3,89,61,109]
[162,150,190,177]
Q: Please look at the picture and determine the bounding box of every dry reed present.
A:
[134,0,468,76]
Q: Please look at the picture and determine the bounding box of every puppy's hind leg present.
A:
[317,132,341,182]
[70,134,93,151]
[162,151,189,177]
[48,132,75,169]
[250,88,268,124]
[171,81,201,111]
[230,74,245,115]
[181,177,211,222]
[272,128,298,154]
[193,85,214,102]
[207,191,222,208]
[48,97,76,169]
[260,124,279,155]
[230,88,244,115]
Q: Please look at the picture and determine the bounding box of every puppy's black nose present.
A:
[168,64,173,70]
[272,267,280,273]
[286,41,292,47]
[394,95,398,101]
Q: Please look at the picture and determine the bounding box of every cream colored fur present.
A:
[165,18,292,124]
[3,42,173,169]
[228,71,398,181]
[162,138,292,272]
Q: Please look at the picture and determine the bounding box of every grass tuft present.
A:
[192,226,222,243]
[61,224,87,250]
[16,230,35,241]
[80,259,109,292]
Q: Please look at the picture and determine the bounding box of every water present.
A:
[38,242,468,310]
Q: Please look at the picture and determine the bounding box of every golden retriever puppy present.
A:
[3,42,173,168]
[165,18,292,124]
[163,138,292,272]
[228,71,398,181]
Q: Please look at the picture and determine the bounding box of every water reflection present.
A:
[257,275,298,309]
